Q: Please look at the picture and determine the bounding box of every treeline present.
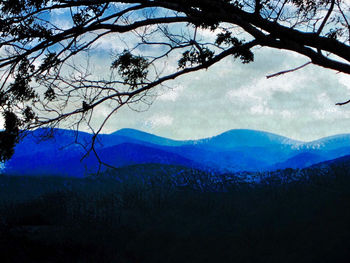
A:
[0,163,349,262]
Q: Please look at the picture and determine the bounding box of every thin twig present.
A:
[266,61,311,79]
[336,99,350,106]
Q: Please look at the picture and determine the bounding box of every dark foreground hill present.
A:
[1,160,350,263]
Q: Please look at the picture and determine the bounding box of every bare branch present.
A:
[336,100,350,106]
[266,61,311,79]
[317,0,335,35]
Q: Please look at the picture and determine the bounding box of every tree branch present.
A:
[317,0,335,35]
[266,61,311,79]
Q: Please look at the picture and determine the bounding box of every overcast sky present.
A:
[91,45,350,142]
[18,7,350,142]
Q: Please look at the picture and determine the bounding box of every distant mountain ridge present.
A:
[111,128,188,147]
[3,128,350,176]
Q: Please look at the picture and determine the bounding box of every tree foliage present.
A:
[0,0,349,161]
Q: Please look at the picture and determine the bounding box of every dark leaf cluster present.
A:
[290,0,330,16]
[39,52,61,73]
[8,59,36,102]
[178,47,215,69]
[111,51,149,89]
[0,111,21,162]
[216,32,254,63]
[1,0,49,15]
[44,87,56,101]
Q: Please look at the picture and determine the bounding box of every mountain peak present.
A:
[111,128,142,134]
[111,128,186,147]
[196,129,302,149]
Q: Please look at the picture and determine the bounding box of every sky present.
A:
[92,46,350,142]
[9,4,350,142]
[54,4,349,142]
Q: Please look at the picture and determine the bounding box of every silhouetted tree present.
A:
[0,0,349,161]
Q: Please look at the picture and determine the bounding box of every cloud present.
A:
[339,73,350,91]
[250,104,274,115]
[51,7,69,15]
[144,114,174,128]
[50,11,72,30]
[157,85,185,102]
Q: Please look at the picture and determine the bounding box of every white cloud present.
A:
[144,114,173,128]
[51,7,69,15]
[280,110,293,118]
[52,17,72,30]
[250,104,274,115]
[157,85,185,102]
[339,73,350,91]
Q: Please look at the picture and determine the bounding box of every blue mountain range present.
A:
[3,128,350,176]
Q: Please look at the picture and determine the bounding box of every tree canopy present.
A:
[0,0,349,162]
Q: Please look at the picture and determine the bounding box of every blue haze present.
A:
[4,128,350,177]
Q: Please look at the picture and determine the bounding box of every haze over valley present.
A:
[5,128,350,178]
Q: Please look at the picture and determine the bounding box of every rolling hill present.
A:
[3,128,350,176]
